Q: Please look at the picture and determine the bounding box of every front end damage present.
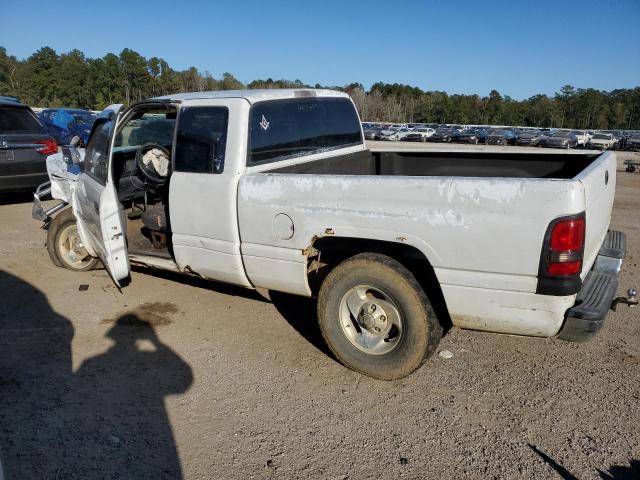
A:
[32,146,83,223]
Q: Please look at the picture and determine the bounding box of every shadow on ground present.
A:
[269,290,334,359]
[0,269,193,479]
[0,191,33,206]
[131,265,269,304]
[529,444,640,480]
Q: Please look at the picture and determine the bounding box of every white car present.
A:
[588,133,616,150]
[379,127,413,141]
[571,130,590,146]
[403,128,436,142]
[33,88,634,380]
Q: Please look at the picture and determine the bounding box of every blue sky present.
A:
[2,0,639,99]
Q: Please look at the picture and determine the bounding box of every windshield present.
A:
[553,132,571,138]
[114,110,176,150]
[593,134,611,140]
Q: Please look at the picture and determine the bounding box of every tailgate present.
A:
[575,151,617,277]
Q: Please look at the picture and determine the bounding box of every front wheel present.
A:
[47,208,100,271]
[317,253,442,380]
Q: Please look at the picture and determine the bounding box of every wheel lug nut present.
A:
[374,327,381,332]
[380,315,386,322]
[371,305,376,312]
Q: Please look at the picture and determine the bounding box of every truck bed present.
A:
[268,149,600,179]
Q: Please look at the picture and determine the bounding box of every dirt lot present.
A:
[0,148,639,479]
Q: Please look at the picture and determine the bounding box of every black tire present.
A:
[317,253,442,380]
[627,166,636,173]
[47,208,100,271]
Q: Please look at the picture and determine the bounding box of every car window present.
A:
[114,112,175,150]
[174,106,229,174]
[248,97,362,164]
[83,119,113,184]
[0,107,45,134]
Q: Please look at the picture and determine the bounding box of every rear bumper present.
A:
[0,173,49,193]
[558,230,626,342]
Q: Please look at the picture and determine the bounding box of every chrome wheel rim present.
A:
[57,223,93,269]
[339,285,404,355]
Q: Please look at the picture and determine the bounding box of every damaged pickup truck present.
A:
[33,89,637,380]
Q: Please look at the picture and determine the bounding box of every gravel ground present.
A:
[0,152,638,479]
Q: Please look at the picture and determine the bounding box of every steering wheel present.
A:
[135,143,170,186]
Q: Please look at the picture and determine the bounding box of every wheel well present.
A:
[308,237,453,333]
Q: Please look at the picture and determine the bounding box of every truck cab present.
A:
[67,90,364,289]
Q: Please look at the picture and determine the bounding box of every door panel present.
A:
[73,106,130,286]
[169,99,252,287]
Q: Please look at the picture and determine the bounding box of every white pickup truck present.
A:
[33,89,636,380]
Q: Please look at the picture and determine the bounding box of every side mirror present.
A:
[70,135,82,147]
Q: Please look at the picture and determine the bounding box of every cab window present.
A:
[114,111,176,150]
[248,97,362,165]
[174,107,229,174]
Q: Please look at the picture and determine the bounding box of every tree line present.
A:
[1,46,639,130]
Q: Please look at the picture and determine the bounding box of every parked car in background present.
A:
[380,127,414,141]
[429,127,457,143]
[545,131,578,149]
[0,96,58,192]
[571,130,590,147]
[626,133,640,151]
[363,126,383,141]
[530,131,553,147]
[457,128,488,144]
[588,133,616,150]
[404,127,435,142]
[38,108,97,146]
[516,130,542,146]
[487,129,517,145]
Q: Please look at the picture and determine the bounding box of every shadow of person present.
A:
[0,269,74,479]
[599,459,640,480]
[64,314,193,479]
[0,270,193,480]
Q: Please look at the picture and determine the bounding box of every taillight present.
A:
[546,216,585,277]
[35,138,58,155]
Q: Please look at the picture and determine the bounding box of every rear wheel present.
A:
[317,253,442,380]
[47,208,99,271]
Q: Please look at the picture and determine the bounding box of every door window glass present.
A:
[174,107,229,173]
[83,119,113,184]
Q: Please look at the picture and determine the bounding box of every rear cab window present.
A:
[248,97,362,165]
[0,106,45,134]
